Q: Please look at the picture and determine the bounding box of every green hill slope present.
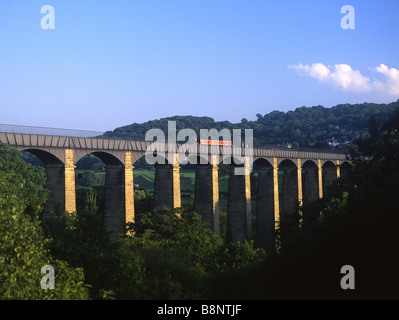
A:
[101,100,399,149]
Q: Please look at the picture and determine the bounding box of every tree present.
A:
[115,207,223,299]
[118,205,267,300]
[0,145,48,217]
[76,171,100,187]
[0,144,90,299]
[131,207,223,275]
[42,189,117,299]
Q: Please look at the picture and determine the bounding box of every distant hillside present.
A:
[102,100,399,149]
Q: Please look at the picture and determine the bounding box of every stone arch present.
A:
[301,160,319,207]
[278,159,299,216]
[129,153,154,196]
[130,151,183,214]
[185,154,211,166]
[301,159,317,168]
[131,151,146,167]
[139,149,182,166]
[252,157,275,250]
[302,159,318,168]
[91,151,124,166]
[278,159,297,169]
[322,160,337,168]
[322,160,337,198]
[74,150,124,166]
[153,153,181,211]
[253,157,273,168]
[21,148,64,165]
[218,154,247,167]
[300,160,321,223]
[193,156,220,235]
[225,154,252,243]
[339,161,353,180]
[21,148,65,217]
[75,151,127,240]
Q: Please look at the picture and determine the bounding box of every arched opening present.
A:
[339,161,353,180]
[130,153,200,219]
[131,152,223,235]
[301,160,321,223]
[21,149,64,218]
[225,156,252,243]
[149,154,180,211]
[22,148,63,166]
[278,159,298,215]
[132,155,155,195]
[179,154,198,209]
[21,150,45,167]
[75,154,106,213]
[216,156,231,213]
[190,155,220,234]
[322,161,337,198]
[75,151,126,240]
[302,160,319,206]
[252,158,275,250]
[131,155,155,222]
[215,160,231,240]
[278,159,299,236]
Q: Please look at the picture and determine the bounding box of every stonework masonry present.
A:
[124,151,135,226]
[194,163,220,235]
[0,131,351,247]
[64,149,76,213]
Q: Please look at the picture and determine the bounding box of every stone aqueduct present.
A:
[0,130,351,248]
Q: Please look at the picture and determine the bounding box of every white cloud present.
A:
[329,64,372,92]
[288,62,399,97]
[290,63,331,82]
[375,64,399,95]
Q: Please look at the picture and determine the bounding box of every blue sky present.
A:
[0,0,398,131]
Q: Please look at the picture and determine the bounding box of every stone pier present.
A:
[154,154,181,210]
[44,164,65,217]
[255,163,275,249]
[104,164,125,240]
[194,162,220,235]
[64,149,76,213]
[227,159,252,243]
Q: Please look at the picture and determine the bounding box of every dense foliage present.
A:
[42,200,265,300]
[0,144,90,299]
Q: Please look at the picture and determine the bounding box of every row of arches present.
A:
[21,148,130,239]
[20,147,352,247]
[251,158,352,249]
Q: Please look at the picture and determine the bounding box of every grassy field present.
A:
[132,168,230,193]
